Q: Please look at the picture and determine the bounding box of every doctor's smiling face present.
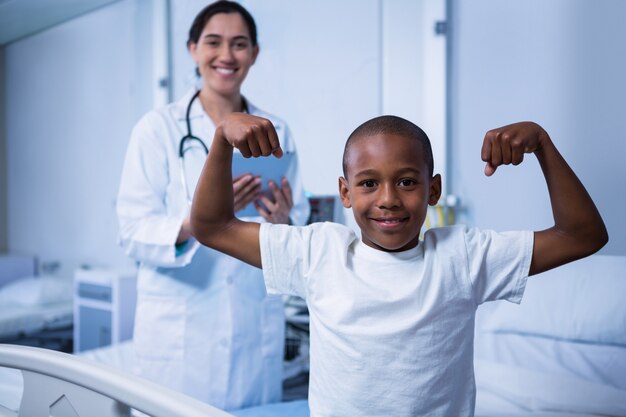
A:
[339,116,442,252]
[189,11,259,99]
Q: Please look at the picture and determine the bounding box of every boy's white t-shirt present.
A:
[260,222,533,417]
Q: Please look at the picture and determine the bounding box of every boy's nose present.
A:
[377,184,401,209]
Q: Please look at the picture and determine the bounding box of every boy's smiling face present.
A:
[339,132,441,252]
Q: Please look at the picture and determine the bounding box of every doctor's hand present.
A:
[255,177,293,225]
[176,216,193,245]
[233,174,262,213]
[219,113,283,158]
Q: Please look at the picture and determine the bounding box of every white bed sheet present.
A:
[231,358,626,417]
[0,275,74,340]
[474,359,626,417]
[232,400,309,417]
[475,332,626,390]
[0,301,73,339]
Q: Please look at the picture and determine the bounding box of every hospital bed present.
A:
[0,271,74,352]
[0,344,232,417]
[471,253,626,416]
[238,255,626,416]
[1,254,625,416]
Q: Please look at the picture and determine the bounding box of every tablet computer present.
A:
[233,152,293,217]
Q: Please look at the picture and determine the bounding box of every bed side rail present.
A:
[0,344,234,417]
[0,404,16,417]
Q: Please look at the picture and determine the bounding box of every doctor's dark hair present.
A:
[187,0,258,47]
[342,115,434,178]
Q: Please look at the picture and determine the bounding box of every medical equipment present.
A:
[178,90,249,204]
[306,195,344,224]
[73,266,137,353]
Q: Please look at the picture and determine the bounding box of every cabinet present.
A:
[73,267,137,353]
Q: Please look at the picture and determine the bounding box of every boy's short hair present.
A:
[342,115,434,178]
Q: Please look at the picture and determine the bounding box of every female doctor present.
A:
[116,0,309,410]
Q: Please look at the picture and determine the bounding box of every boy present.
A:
[190,113,608,416]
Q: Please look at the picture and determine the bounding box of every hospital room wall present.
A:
[3,0,157,277]
[0,47,6,253]
[448,0,626,255]
[170,0,383,199]
[2,0,444,274]
[169,0,447,198]
[8,0,623,276]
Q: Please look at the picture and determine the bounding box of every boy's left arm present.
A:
[482,121,608,276]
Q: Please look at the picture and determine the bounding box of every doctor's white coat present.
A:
[116,89,310,410]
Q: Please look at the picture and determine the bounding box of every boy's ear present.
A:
[338,177,352,208]
[428,174,442,206]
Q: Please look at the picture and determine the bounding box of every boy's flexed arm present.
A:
[190,113,283,268]
[482,121,608,276]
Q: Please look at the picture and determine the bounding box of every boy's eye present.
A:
[398,178,416,187]
[361,180,376,188]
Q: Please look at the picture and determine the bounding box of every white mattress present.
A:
[475,332,626,390]
[0,301,73,339]
[238,364,626,417]
[230,359,626,417]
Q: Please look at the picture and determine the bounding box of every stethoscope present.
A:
[178,90,249,204]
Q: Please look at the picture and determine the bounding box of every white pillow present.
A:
[0,275,73,306]
[480,255,626,346]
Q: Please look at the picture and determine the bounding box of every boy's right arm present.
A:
[190,113,284,268]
